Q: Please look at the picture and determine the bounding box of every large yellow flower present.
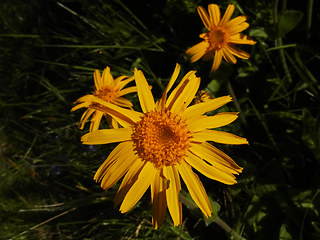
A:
[186,4,256,71]
[81,64,247,229]
[71,66,137,131]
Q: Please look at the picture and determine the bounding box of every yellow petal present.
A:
[151,169,167,229]
[101,66,114,86]
[89,110,104,132]
[211,50,223,72]
[192,129,248,145]
[112,97,133,108]
[220,4,235,26]
[186,41,210,63]
[208,4,221,27]
[119,86,137,96]
[79,108,95,130]
[192,142,243,172]
[105,114,118,129]
[166,71,200,114]
[222,47,237,64]
[185,151,237,185]
[114,159,145,207]
[120,161,157,213]
[94,141,133,183]
[188,112,239,132]
[90,96,143,126]
[226,45,251,59]
[81,127,132,145]
[74,94,95,104]
[228,22,250,35]
[94,69,102,90]
[197,6,211,30]
[163,166,182,226]
[183,95,232,120]
[176,161,212,218]
[114,75,130,88]
[71,101,90,112]
[134,69,156,113]
[158,63,181,110]
[225,16,247,29]
[99,149,137,190]
[229,33,256,45]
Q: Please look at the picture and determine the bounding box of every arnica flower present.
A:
[71,66,137,131]
[81,64,248,229]
[186,4,256,71]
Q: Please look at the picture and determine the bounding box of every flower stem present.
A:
[215,217,247,240]
[179,194,246,239]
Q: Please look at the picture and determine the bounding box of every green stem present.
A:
[179,194,246,240]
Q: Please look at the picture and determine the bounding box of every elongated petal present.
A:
[229,33,256,45]
[119,86,137,96]
[228,22,250,35]
[94,141,133,183]
[220,4,235,26]
[112,97,133,108]
[225,16,247,29]
[167,71,200,114]
[158,63,181,110]
[71,101,90,112]
[226,45,251,59]
[191,142,243,172]
[188,112,238,132]
[208,4,221,27]
[163,166,182,226]
[222,47,237,64]
[185,151,237,185]
[81,128,132,145]
[114,159,145,207]
[134,69,156,113]
[101,67,114,86]
[116,76,133,89]
[211,50,223,72]
[186,41,210,63]
[177,161,212,217]
[94,70,102,90]
[90,96,143,126]
[74,94,95,104]
[105,114,119,129]
[79,108,95,129]
[120,161,157,213]
[183,95,232,120]
[197,6,211,30]
[100,149,137,190]
[89,111,104,132]
[151,169,167,229]
[192,129,248,144]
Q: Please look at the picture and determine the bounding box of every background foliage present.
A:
[1,0,319,239]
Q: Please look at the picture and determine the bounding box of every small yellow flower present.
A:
[81,64,247,229]
[186,4,256,71]
[71,66,137,131]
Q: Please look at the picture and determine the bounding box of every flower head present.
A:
[71,66,137,131]
[186,4,256,71]
[81,64,248,228]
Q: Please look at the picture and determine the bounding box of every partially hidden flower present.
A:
[186,4,256,71]
[71,66,137,131]
[81,64,248,229]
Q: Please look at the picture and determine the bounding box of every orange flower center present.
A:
[94,86,120,102]
[131,109,192,168]
[208,28,229,50]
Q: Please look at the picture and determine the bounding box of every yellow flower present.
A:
[81,64,248,229]
[71,66,137,131]
[186,4,256,71]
